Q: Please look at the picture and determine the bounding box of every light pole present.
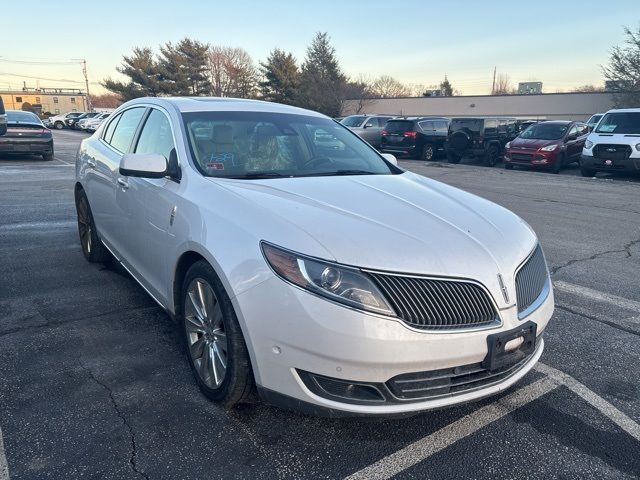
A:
[73,58,91,111]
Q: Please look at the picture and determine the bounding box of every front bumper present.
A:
[232,275,554,415]
[0,138,53,155]
[505,149,559,167]
[581,153,640,173]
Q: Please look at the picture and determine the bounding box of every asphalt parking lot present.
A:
[1,130,639,480]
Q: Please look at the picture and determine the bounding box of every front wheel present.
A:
[181,260,255,407]
[484,146,499,167]
[54,121,64,130]
[552,155,563,174]
[504,163,514,170]
[581,166,596,177]
[43,151,54,161]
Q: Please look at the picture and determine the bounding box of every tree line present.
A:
[102,32,456,116]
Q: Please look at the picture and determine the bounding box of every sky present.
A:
[1,0,639,96]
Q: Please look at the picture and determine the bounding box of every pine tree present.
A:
[440,75,453,96]
[159,38,211,96]
[297,32,347,116]
[259,49,300,104]
[102,47,163,101]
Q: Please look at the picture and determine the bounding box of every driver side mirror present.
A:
[363,123,374,129]
[119,153,168,179]
[381,153,398,166]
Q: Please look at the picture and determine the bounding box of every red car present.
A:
[504,121,589,173]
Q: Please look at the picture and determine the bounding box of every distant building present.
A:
[0,87,88,114]
[342,91,617,121]
[518,82,543,95]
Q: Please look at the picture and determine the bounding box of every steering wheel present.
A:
[301,156,335,170]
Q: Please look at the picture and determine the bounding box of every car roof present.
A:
[125,97,327,118]
[537,120,573,125]
[604,108,640,114]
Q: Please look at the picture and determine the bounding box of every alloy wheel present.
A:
[77,196,92,255]
[184,278,228,388]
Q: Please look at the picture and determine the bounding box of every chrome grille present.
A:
[368,273,499,330]
[515,245,549,317]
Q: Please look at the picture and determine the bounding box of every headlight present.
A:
[262,242,395,315]
[585,140,594,149]
[540,144,557,152]
[635,143,640,151]
[505,142,511,149]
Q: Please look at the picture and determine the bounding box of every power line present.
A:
[0,58,79,66]
[0,72,100,86]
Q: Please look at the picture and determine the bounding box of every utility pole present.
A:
[73,58,91,111]
[491,66,496,95]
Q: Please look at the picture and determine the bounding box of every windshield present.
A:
[595,112,640,134]
[182,111,394,179]
[340,115,367,127]
[519,123,569,140]
[7,111,42,125]
[587,114,602,126]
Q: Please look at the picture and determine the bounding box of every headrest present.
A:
[255,125,280,137]
[213,125,233,144]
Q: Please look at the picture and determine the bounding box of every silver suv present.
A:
[340,114,394,148]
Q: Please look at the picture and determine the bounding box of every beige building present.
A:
[0,87,88,115]
[342,92,616,121]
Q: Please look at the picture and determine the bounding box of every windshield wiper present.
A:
[303,169,379,177]
[228,172,291,179]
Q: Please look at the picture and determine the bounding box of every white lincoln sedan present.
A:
[74,97,554,416]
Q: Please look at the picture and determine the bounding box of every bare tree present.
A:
[208,46,259,98]
[371,75,411,98]
[89,93,122,108]
[571,84,605,93]
[602,25,640,107]
[493,74,515,95]
[341,74,376,114]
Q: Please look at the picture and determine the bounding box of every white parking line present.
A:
[535,363,640,442]
[54,156,72,165]
[0,220,76,232]
[0,425,9,480]
[344,377,558,480]
[554,280,640,312]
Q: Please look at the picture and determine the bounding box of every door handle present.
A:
[87,159,96,168]
[117,177,129,189]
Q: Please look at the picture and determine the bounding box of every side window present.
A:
[109,108,146,153]
[484,120,498,135]
[419,121,435,132]
[435,121,448,133]
[378,117,392,127]
[577,123,588,135]
[567,125,579,138]
[135,109,176,160]
[102,113,121,145]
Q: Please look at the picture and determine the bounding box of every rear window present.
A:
[6,111,42,125]
[595,112,640,134]
[384,120,414,134]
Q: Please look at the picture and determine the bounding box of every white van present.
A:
[581,108,640,177]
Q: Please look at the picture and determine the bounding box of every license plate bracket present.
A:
[482,321,537,372]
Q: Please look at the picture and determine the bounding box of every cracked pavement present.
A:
[0,133,639,479]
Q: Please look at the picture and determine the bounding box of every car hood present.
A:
[208,172,537,308]
[511,138,559,150]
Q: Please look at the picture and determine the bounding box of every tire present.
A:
[446,150,461,164]
[43,151,54,161]
[54,121,64,130]
[421,143,435,161]
[552,155,563,174]
[180,260,255,408]
[75,188,111,263]
[504,163,514,170]
[581,166,596,177]
[484,145,499,167]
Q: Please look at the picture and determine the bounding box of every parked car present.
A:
[74,97,553,416]
[446,117,518,166]
[48,112,84,130]
[0,97,6,136]
[340,114,394,148]
[581,108,640,177]
[379,117,450,160]
[67,112,101,129]
[586,113,605,132]
[0,110,53,160]
[42,117,52,128]
[84,113,110,132]
[504,121,588,173]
